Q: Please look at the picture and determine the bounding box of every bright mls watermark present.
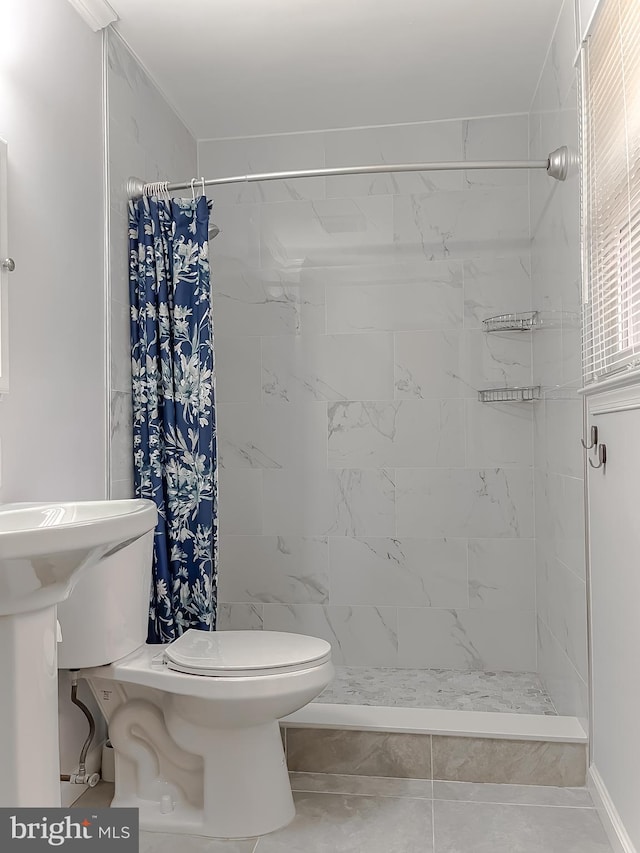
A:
[0,809,138,850]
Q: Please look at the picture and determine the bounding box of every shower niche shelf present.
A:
[482,311,539,332]
[478,386,541,403]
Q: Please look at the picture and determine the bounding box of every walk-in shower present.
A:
[124,113,584,740]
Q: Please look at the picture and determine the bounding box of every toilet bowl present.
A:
[56,535,334,839]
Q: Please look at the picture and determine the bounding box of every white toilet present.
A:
[56,533,334,839]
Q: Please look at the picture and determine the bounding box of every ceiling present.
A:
[108,0,564,140]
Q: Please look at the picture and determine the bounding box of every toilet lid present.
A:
[163,629,332,677]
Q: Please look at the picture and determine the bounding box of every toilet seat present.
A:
[164,629,332,678]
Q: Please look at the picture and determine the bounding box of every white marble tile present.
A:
[262,333,394,403]
[110,478,134,500]
[213,271,325,337]
[210,203,261,272]
[561,317,582,387]
[217,602,264,631]
[107,33,144,143]
[262,469,395,537]
[199,133,325,205]
[393,187,530,261]
[467,539,535,611]
[217,468,263,534]
[531,0,577,115]
[296,258,462,288]
[108,116,146,219]
[398,608,537,671]
[542,398,583,478]
[463,256,531,328]
[465,399,534,468]
[537,617,589,720]
[535,535,552,629]
[328,537,469,608]
[533,325,563,387]
[547,558,588,682]
[462,115,529,188]
[214,336,262,403]
[547,473,586,580]
[394,331,465,399]
[529,5,584,725]
[324,120,463,196]
[327,400,465,468]
[530,188,580,315]
[110,298,131,394]
[107,33,196,195]
[218,402,327,470]
[262,604,398,666]
[325,274,463,333]
[260,197,394,269]
[219,535,329,604]
[396,469,533,538]
[110,390,133,483]
[109,209,130,305]
[460,330,533,398]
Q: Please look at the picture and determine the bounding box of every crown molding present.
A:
[66,0,118,32]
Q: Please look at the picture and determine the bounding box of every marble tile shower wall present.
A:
[106,30,197,498]
[201,114,540,671]
[529,0,588,718]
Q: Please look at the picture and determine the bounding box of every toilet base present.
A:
[110,700,295,839]
[173,718,295,839]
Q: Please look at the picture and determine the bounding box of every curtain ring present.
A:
[200,176,205,197]
[191,178,196,201]
[162,181,170,202]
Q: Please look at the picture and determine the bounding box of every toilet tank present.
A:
[57,531,153,670]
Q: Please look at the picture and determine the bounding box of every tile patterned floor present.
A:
[78,775,613,852]
[314,666,559,714]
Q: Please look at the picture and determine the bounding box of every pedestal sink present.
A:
[0,499,157,807]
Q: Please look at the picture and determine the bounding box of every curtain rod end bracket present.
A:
[547,146,579,181]
[127,177,146,199]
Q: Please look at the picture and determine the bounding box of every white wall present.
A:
[0,0,107,782]
[106,29,197,499]
[0,0,106,503]
[200,115,539,671]
[529,0,587,719]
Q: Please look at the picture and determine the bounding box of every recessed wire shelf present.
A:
[478,386,541,403]
[482,311,539,332]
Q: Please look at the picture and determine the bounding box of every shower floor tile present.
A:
[314,666,558,715]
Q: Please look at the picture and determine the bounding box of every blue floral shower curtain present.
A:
[128,195,217,643]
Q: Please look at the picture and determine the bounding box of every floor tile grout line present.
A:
[289,786,594,809]
[431,798,596,810]
[290,786,433,800]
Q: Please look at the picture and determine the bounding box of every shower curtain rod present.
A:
[126,145,575,199]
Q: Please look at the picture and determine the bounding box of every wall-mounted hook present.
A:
[589,442,607,469]
[581,425,598,450]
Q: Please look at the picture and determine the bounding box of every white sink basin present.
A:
[0,498,157,807]
[0,499,157,616]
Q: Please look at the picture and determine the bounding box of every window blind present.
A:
[582,0,640,384]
